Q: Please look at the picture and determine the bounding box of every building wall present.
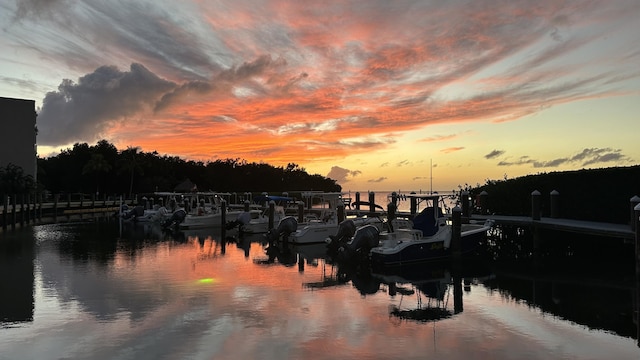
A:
[0,97,37,180]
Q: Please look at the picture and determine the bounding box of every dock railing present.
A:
[1,192,138,231]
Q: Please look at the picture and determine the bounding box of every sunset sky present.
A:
[1,0,639,192]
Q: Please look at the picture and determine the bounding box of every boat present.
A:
[284,192,384,244]
[163,192,260,230]
[368,194,494,268]
[119,193,188,223]
[230,194,294,234]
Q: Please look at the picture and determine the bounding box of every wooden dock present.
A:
[470,214,635,240]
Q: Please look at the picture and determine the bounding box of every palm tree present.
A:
[82,153,112,196]
[118,147,143,199]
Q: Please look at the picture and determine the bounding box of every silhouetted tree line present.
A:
[26,140,340,196]
[466,165,640,224]
[0,163,36,194]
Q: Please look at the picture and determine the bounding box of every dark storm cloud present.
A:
[37,63,176,145]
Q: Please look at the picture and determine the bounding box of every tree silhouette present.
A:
[118,146,143,199]
[82,153,112,195]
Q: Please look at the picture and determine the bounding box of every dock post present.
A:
[531,190,541,220]
[635,203,640,348]
[479,191,488,214]
[461,191,470,218]
[220,200,227,239]
[355,192,361,211]
[268,201,275,229]
[368,192,376,214]
[635,203,640,280]
[53,194,58,222]
[244,200,250,212]
[451,206,462,260]
[387,202,396,223]
[297,201,304,223]
[453,262,463,314]
[410,192,417,216]
[550,190,560,219]
[631,196,640,231]
[337,203,345,223]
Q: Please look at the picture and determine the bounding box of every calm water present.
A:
[1,210,640,359]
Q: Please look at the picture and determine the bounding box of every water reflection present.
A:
[1,220,639,359]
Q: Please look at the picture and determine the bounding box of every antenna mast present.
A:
[430,159,433,194]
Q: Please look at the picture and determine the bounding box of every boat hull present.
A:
[370,229,487,268]
[179,210,249,229]
[289,217,383,244]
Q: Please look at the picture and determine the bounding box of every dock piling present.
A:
[268,201,275,229]
[635,203,640,279]
[631,196,640,231]
[550,190,560,219]
[410,192,417,216]
[479,191,488,214]
[531,190,541,220]
[368,192,376,214]
[461,191,470,218]
[451,206,462,260]
[220,200,227,239]
[337,203,345,223]
[387,202,396,223]
[297,201,304,223]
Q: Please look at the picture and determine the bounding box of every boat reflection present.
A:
[373,260,493,323]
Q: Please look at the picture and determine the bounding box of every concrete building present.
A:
[0,97,38,180]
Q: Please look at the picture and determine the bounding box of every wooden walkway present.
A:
[470,214,635,240]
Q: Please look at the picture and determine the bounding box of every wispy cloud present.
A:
[441,147,465,154]
[497,148,633,168]
[2,0,638,168]
[420,134,459,142]
[485,150,506,159]
[367,177,387,183]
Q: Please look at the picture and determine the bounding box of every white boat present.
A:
[289,215,383,244]
[279,192,382,244]
[120,193,188,223]
[161,192,257,229]
[179,207,263,230]
[369,194,494,268]
[239,205,287,234]
[231,194,295,234]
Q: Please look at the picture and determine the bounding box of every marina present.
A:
[1,218,639,359]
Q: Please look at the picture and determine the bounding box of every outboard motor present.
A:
[265,216,298,243]
[226,211,253,231]
[115,204,129,218]
[337,224,380,262]
[327,219,357,252]
[130,205,144,221]
[162,209,187,229]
